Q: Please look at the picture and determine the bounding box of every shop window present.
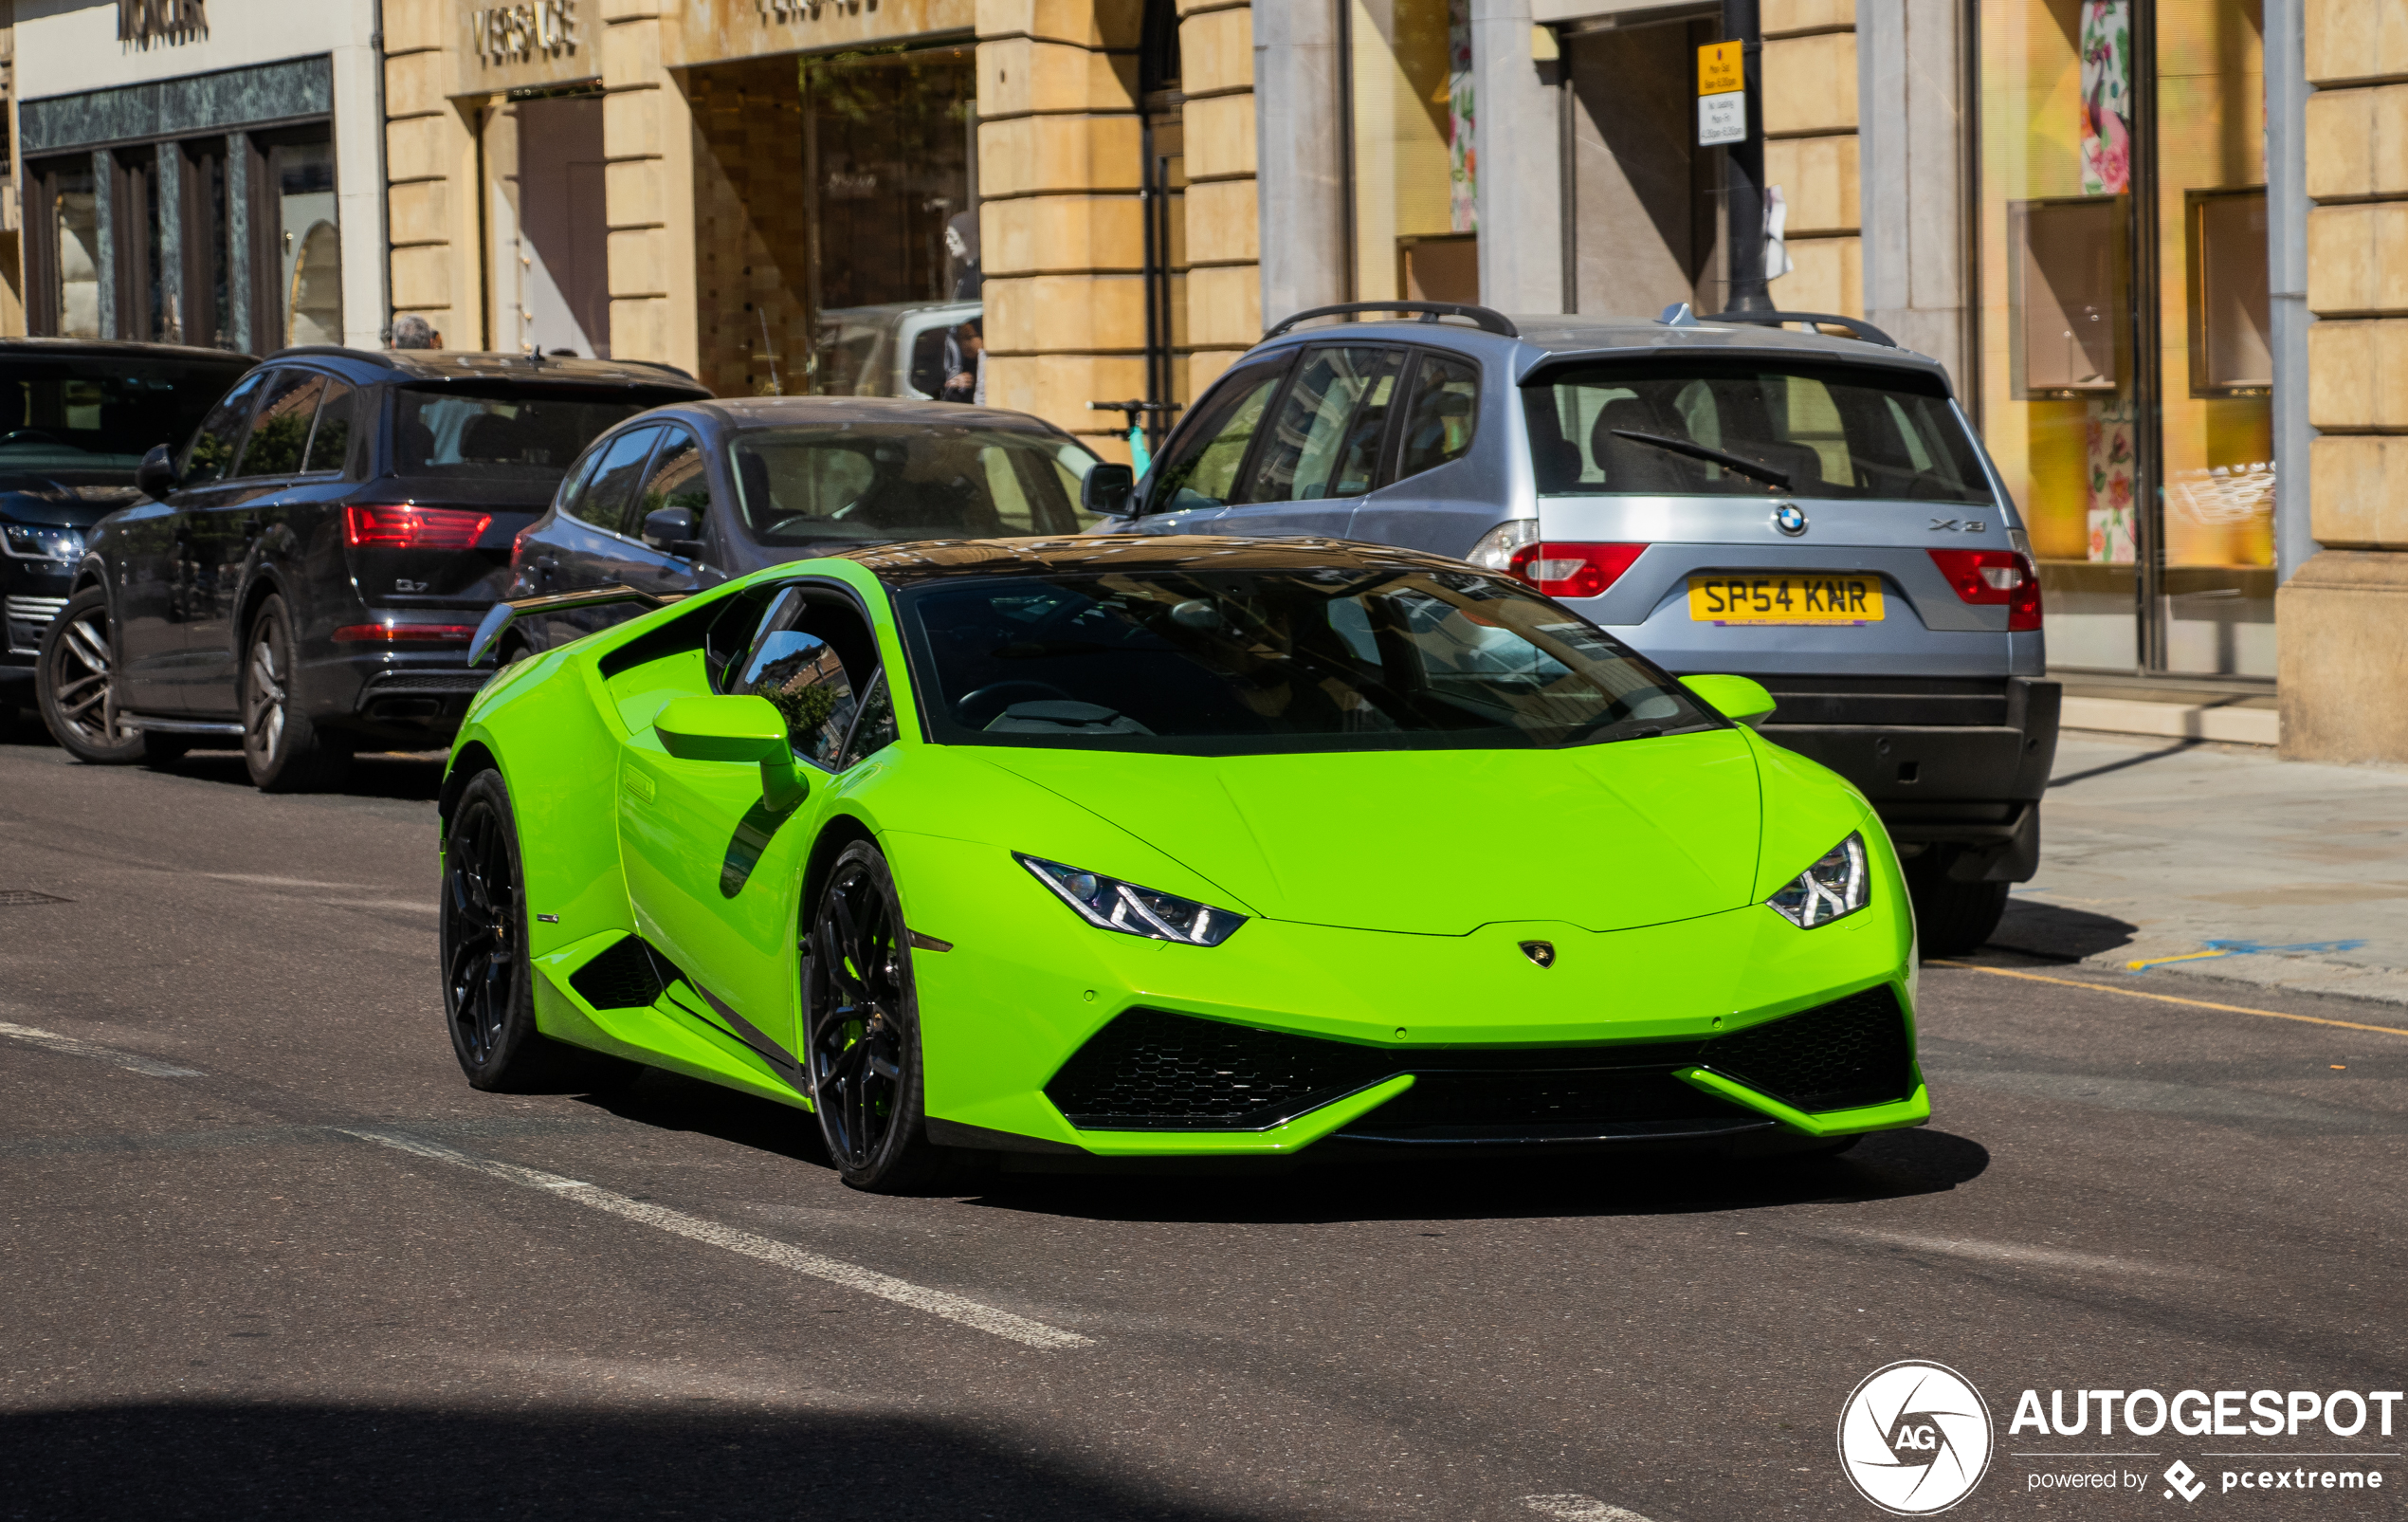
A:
[50,166,101,339]
[2010,197,2125,396]
[803,45,975,314]
[268,137,341,347]
[1347,0,1477,302]
[2187,188,2271,394]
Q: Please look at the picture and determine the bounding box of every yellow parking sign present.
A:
[1697,41,1742,95]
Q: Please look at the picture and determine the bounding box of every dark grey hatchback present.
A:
[41,349,706,788]
[494,395,1102,659]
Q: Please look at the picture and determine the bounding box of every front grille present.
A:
[1343,1067,1758,1139]
[362,669,492,695]
[5,595,67,656]
[569,935,678,1010]
[1045,1008,1393,1129]
[1045,986,1915,1134]
[1705,984,1914,1110]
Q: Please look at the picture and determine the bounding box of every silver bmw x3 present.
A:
[1085,303,2058,955]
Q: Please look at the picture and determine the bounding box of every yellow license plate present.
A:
[1687,574,1884,625]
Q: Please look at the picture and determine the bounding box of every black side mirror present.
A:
[641,504,704,559]
[136,444,179,500]
[1081,463,1135,518]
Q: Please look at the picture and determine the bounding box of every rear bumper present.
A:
[296,648,493,743]
[1744,675,2059,881]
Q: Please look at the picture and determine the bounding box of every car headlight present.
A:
[1765,832,1870,928]
[0,523,82,562]
[1016,853,1247,946]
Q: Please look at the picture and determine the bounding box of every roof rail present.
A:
[1697,309,1897,347]
[1264,302,1520,340]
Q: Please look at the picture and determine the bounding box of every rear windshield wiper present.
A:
[1610,429,1793,490]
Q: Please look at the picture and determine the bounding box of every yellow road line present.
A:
[1925,960,2408,1038]
[2125,948,2237,971]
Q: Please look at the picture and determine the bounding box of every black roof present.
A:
[840,534,1476,588]
[271,347,711,395]
[0,337,257,366]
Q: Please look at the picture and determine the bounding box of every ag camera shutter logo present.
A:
[1838,1361,1996,1514]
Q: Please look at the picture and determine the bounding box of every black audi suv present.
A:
[1,339,257,734]
[40,348,709,789]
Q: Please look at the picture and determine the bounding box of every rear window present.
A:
[1523,359,1993,504]
[729,423,1099,546]
[0,355,254,475]
[392,386,662,480]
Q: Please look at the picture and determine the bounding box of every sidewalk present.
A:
[1984,728,2408,1005]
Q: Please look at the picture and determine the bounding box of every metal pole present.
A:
[2264,0,2316,584]
[1721,0,1773,312]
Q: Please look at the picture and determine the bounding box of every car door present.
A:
[1208,344,1404,540]
[1125,352,1292,535]
[115,371,270,713]
[595,423,708,599]
[1341,350,1495,556]
[615,584,898,1082]
[185,367,329,706]
[543,422,664,644]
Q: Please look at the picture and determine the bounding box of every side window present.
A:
[1395,355,1481,481]
[233,371,327,478]
[1240,346,1403,504]
[1142,357,1290,514]
[636,429,709,534]
[575,425,665,538]
[178,372,272,487]
[304,378,356,474]
[839,671,898,768]
[553,440,609,519]
[729,587,882,771]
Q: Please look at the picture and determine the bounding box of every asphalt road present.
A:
[2,720,2402,1522]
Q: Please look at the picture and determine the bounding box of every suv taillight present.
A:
[1928,548,2042,631]
[1507,541,1648,599]
[345,504,493,550]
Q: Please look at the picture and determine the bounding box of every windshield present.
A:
[0,355,253,475]
[729,424,1098,546]
[898,564,1717,756]
[393,387,657,479]
[1524,359,1994,504]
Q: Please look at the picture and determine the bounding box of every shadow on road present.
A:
[124,745,446,803]
[964,1127,1991,1226]
[1981,896,2139,962]
[0,1401,1266,1522]
[573,1067,832,1167]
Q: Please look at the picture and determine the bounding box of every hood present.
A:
[0,481,140,528]
[984,729,1763,935]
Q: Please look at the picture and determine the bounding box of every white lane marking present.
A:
[1828,1228,2190,1276]
[201,873,381,890]
[1523,1496,1659,1522]
[0,1020,202,1077]
[338,1128,1094,1350]
[322,898,439,913]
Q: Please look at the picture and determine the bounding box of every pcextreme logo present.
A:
[1838,1360,1997,1515]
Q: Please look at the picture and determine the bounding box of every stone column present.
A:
[93,149,118,339]
[2278,0,2408,762]
[601,0,697,373]
[1856,0,1962,377]
[155,144,186,343]
[976,0,1146,457]
[1180,0,1259,394]
[228,139,255,351]
[1470,0,1564,313]
[1760,0,1859,316]
[383,0,479,347]
[1253,0,1341,330]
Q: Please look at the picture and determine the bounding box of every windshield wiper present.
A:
[1610,430,1793,490]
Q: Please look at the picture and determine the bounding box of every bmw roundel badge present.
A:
[1520,941,1557,968]
[1774,504,1809,537]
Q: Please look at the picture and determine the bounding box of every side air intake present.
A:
[568,936,682,1010]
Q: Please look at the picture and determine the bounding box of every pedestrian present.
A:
[390,313,442,350]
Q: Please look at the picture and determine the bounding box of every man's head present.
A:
[390,314,436,350]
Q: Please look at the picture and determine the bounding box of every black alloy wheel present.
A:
[439,768,638,1091]
[37,587,157,764]
[240,594,349,792]
[803,840,946,1192]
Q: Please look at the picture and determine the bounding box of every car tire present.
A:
[1906,851,2010,958]
[240,595,351,793]
[803,839,956,1194]
[441,767,643,1092]
[36,587,150,764]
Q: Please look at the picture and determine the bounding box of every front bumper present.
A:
[885,830,1925,1158]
